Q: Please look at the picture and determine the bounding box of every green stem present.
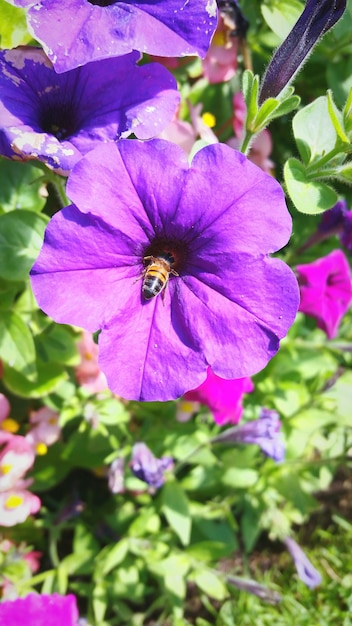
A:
[305,144,352,176]
[239,130,254,155]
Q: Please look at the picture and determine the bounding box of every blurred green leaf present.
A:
[2,360,66,397]
[0,0,31,48]
[162,482,192,546]
[261,0,303,41]
[0,210,47,281]
[0,159,46,214]
[0,310,36,380]
[193,569,228,601]
[292,96,338,164]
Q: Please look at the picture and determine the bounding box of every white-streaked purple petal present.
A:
[0,47,179,174]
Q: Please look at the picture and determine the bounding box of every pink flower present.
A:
[26,407,61,452]
[0,486,41,526]
[158,102,218,154]
[0,593,79,625]
[184,368,254,426]
[202,16,239,83]
[0,433,35,491]
[297,249,352,339]
[76,331,108,393]
[0,393,10,423]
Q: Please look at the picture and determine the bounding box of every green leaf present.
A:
[193,569,228,601]
[0,159,46,214]
[327,57,352,109]
[0,0,32,48]
[0,310,37,380]
[284,158,338,214]
[254,98,280,130]
[261,0,303,41]
[162,482,191,546]
[2,361,67,398]
[266,94,300,119]
[242,70,255,110]
[35,324,80,366]
[0,211,48,281]
[292,96,338,164]
[221,467,258,489]
[100,540,129,576]
[327,90,349,143]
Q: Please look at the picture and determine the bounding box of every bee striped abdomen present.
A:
[142,258,171,300]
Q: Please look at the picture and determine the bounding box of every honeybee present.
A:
[142,252,178,300]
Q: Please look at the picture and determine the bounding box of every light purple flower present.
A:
[30,139,299,401]
[297,249,352,339]
[108,457,125,494]
[284,537,322,588]
[211,408,285,462]
[7,0,217,74]
[0,47,179,175]
[0,593,79,625]
[131,443,174,489]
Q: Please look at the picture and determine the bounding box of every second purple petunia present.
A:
[30,139,299,401]
[0,47,179,175]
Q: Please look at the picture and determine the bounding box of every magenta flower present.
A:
[184,368,254,426]
[284,537,322,588]
[30,139,299,401]
[7,0,217,74]
[0,47,179,175]
[297,249,352,339]
[0,593,79,625]
[211,408,285,461]
[131,443,174,489]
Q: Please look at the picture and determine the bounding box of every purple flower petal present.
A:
[17,0,217,73]
[31,139,299,401]
[284,537,322,588]
[0,47,179,174]
[131,442,173,488]
[0,593,79,626]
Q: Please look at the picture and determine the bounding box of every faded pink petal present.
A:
[0,489,41,526]
[0,393,10,423]
[202,17,239,83]
[0,435,35,491]
[76,331,108,393]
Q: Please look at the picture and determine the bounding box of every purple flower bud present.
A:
[284,537,322,588]
[211,408,285,462]
[130,443,174,489]
[259,0,347,103]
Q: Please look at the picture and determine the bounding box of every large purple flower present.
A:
[7,0,217,74]
[30,139,299,401]
[0,47,179,175]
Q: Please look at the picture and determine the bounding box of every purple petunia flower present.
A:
[297,249,352,339]
[0,593,79,625]
[318,200,352,253]
[284,537,322,589]
[211,408,285,461]
[0,47,179,175]
[6,0,217,74]
[130,443,174,489]
[30,139,299,401]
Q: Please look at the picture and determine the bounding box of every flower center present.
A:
[143,239,187,273]
[5,494,24,509]
[39,104,78,141]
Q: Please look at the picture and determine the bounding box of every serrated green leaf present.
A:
[0,211,47,281]
[292,96,338,164]
[193,569,228,601]
[327,90,349,143]
[0,310,37,380]
[0,0,31,48]
[261,0,303,41]
[284,158,338,214]
[162,482,191,546]
[0,159,46,214]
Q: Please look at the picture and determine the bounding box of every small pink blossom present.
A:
[26,407,61,450]
[184,368,254,426]
[0,393,10,423]
[0,433,35,491]
[76,331,108,393]
[202,16,239,83]
[0,487,41,527]
[158,102,218,154]
[297,249,352,339]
